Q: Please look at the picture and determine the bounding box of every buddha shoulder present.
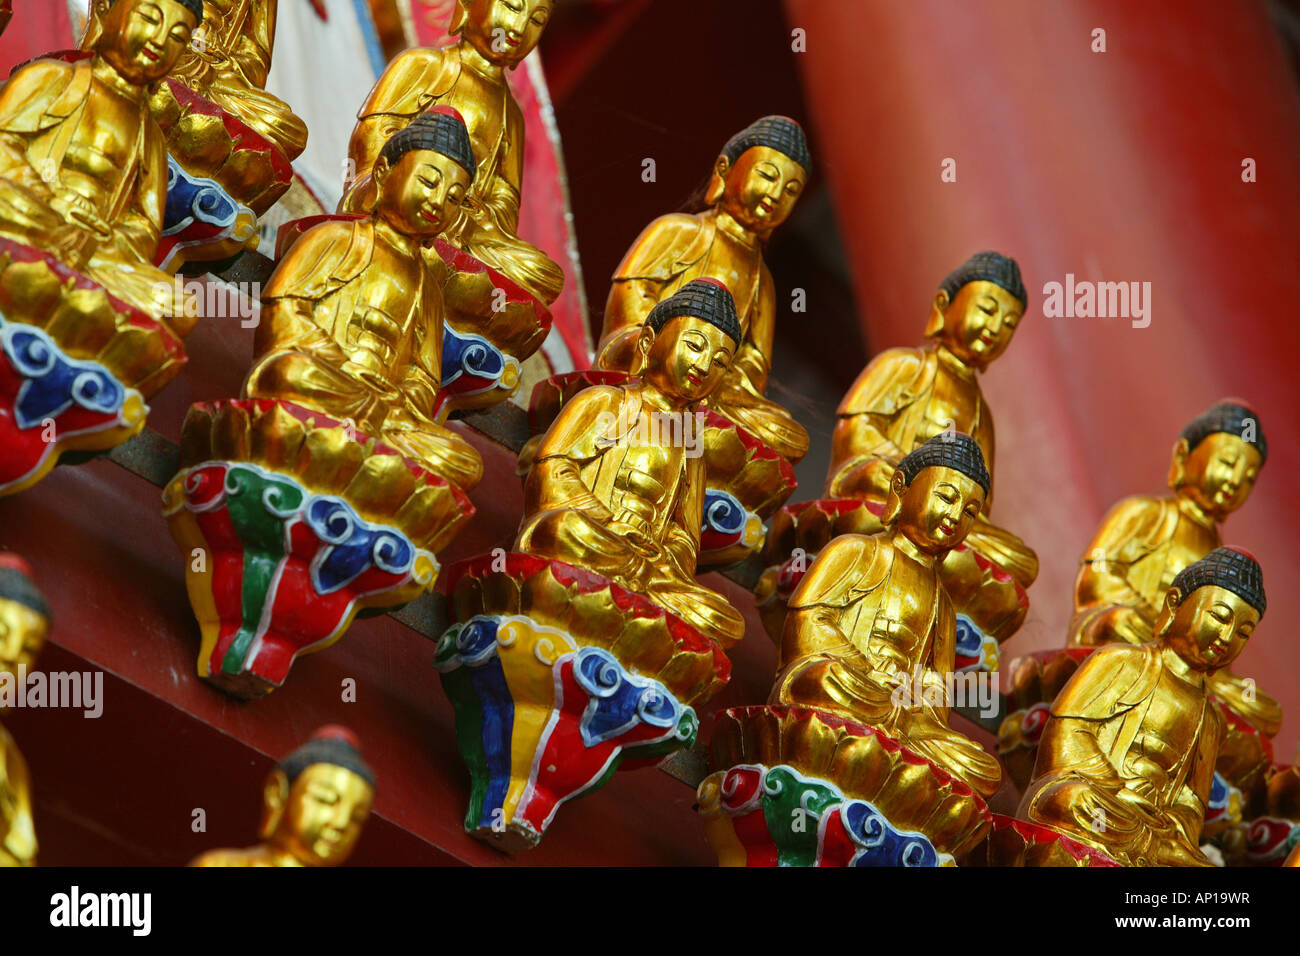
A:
[614,213,712,280]
[359,46,454,118]
[789,534,892,609]
[536,385,633,458]
[0,58,83,122]
[264,219,373,299]
[836,346,932,416]
[189,846,277,867]
[1050,643,1162,719]
[1091,495,1180,555]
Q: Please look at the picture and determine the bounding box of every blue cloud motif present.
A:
[840,800,943,867]
[1208,771,1231,813]
[572,646,682,748]
[452,616,503,667]
[1,322,124,429]
[304,496,416,593]
[702,489,746,537]
[953,613,986,660]
[442,324,507,388]
[163,156,242,236]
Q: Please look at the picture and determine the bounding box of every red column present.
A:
[787,0,1300,756]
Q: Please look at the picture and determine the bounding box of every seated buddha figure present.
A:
[518,278,746,650]
[191,726,375,867]
[82,0,307,161]
[245,108,483,492]
[822,251,1038,641]
[1068,401,1276,738]
[594,115,812,463]
[0,0,202,334]
[339,0,563,305]
[1022,548,1266,867]
[771,433,1003,798]
[0,555,51,868]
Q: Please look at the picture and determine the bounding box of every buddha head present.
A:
[1156,548,1265,673]
[372,107,476,238]
[0,555,50,706]
[90,0,203,85]
[259,726,375,866]
[706,116,810,238]
[636,279,741,403]
[1168,400,1266,523]
[883,433,989,556]
[925,251,1027,372]
[451,0,555,70]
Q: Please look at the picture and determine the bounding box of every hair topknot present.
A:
[938,251,1026,307]
[278,726,375,787]
[721,115,811,173]
[1180,401,1267,464]
[896,432,991,496]
[378,108,477,180]
[645,278,742,346]
[1171,547,1266,617]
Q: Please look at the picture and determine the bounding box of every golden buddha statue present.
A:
[0,0,201,334]
[339,0,563,305]
[1067,404,1277,740]
[82,0,307,161]
[245,109,483,492]
[518,278,746,650]
[1021,547,1266,867]
[0,555,51,868]
[771,433,1003,797]
[821,251,1037,641]
[191,726,375,867]
[594,115,812,464]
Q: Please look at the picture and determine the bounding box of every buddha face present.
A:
[890,466,985,555]
[639,316,735,404]
[932,280,1024,371]
[269,764,374,866]
[457,0,554,69]
[375,150,471,239]
[715,146,805,234]
[1171,432,1262,522]
[1158,584,1259,672]
[98,0,198,85]
[0,599,47,691]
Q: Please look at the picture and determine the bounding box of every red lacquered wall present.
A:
[786,0,1300,757]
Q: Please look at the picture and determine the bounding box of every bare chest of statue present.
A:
[680,225,761,328]
[333,239,424,376]
[605,415,685,536]
[843,547,936,676]
[60,82,142,207]
[1122,668,1205,791]
[444,69,506,183]
[913,362,981,446]
[1131,512,1220,613]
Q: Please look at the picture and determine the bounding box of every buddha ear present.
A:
[82,0,110,46]
[449,1,469,35]
[1167,438,1191,490]
[705,156,730,207]
[882,469,908,526]
[631,324,656,376]
[924,291,950,339]
[1155,586,1182,638]
[258,770,290,841]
